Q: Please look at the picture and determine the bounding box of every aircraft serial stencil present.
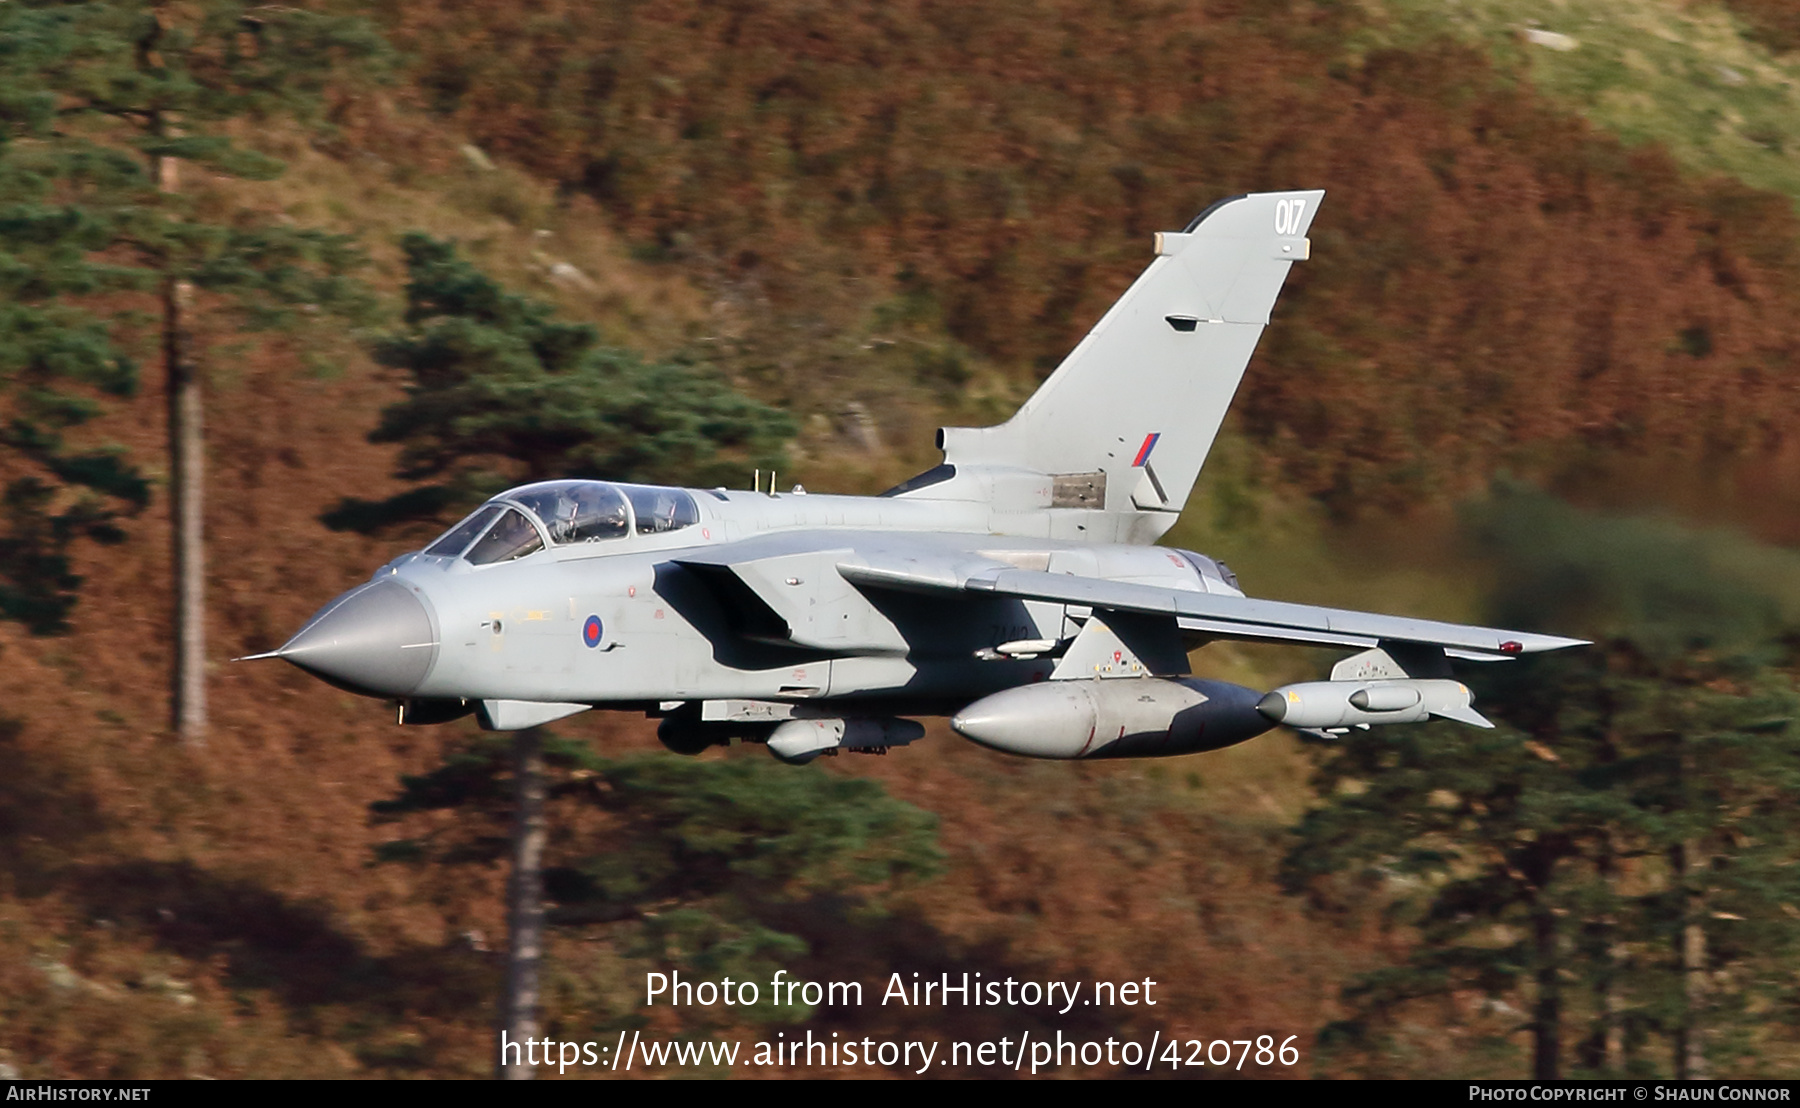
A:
[256,191,1585,763]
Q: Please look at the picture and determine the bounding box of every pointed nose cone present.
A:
[278,579,438,697]
[1255,691,1288,723]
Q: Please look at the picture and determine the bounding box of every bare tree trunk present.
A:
[1589,845,1623,1074]
[498,728,546,1079]
[157,136,205,746]
[1578,917,1619,1074]
[1533,903,1562,1080]
[1671,733,1708,1081]
[1604,939,1625,1072]
[1672,839,1709,1080]
[167,273,205,745]
[1682,912,1708,1079]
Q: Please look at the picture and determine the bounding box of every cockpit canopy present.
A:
[510,481,631,544]
[422,481,700,565]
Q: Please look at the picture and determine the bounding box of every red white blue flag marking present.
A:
[583,615,604,648]
[1132,433,1161,467]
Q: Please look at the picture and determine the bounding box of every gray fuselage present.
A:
[324,485,1229,710]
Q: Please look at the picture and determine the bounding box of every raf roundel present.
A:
[582,615,604,648]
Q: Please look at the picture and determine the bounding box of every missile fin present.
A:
[1430,702,1496,729]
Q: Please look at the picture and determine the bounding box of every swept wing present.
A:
[838,551,1585,659]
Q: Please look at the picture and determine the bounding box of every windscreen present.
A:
[465,508,544,565]
[424,505,501,558]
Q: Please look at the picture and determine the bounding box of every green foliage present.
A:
[1285,488,1800,1077]
[21,1,392,138]
[0,223,146,631]
[0,476,133,633]
[330,234,793,532]
[1465,481,1789,665]
[374,738,940,1023]
[561,754,942,907]
[0,8,152,631]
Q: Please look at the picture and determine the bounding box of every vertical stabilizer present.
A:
[905,191,1322,540]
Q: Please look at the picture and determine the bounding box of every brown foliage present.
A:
[377,0,1800,513]
[9,0,1800,1077]
[1719,0,1800,55]
[0,310,1377,1075]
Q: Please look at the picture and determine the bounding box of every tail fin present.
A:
[905,190,1322,541]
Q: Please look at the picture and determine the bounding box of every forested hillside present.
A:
[379,0,1800,518]
[1,0,1798,1080]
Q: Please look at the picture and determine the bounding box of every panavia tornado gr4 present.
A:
[261,191,1584,763]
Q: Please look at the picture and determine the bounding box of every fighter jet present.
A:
[260,190,1585,764]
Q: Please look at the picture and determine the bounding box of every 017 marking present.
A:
[1274,198,1306,235]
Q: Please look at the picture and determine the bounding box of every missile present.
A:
[1254,678,1493,730]
[765,717,926,765]
[950,677,1273,759]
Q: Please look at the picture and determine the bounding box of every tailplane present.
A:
[892,190,1323,542]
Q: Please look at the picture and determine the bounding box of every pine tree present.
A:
[1284,487,1800,1078]
[373,736,940,1076]
[0,120,149,630]
[341,239,799,1075]
[325,234,795,534]
[2,1,386,742]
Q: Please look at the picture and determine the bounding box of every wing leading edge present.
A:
[838,557,1587,658]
